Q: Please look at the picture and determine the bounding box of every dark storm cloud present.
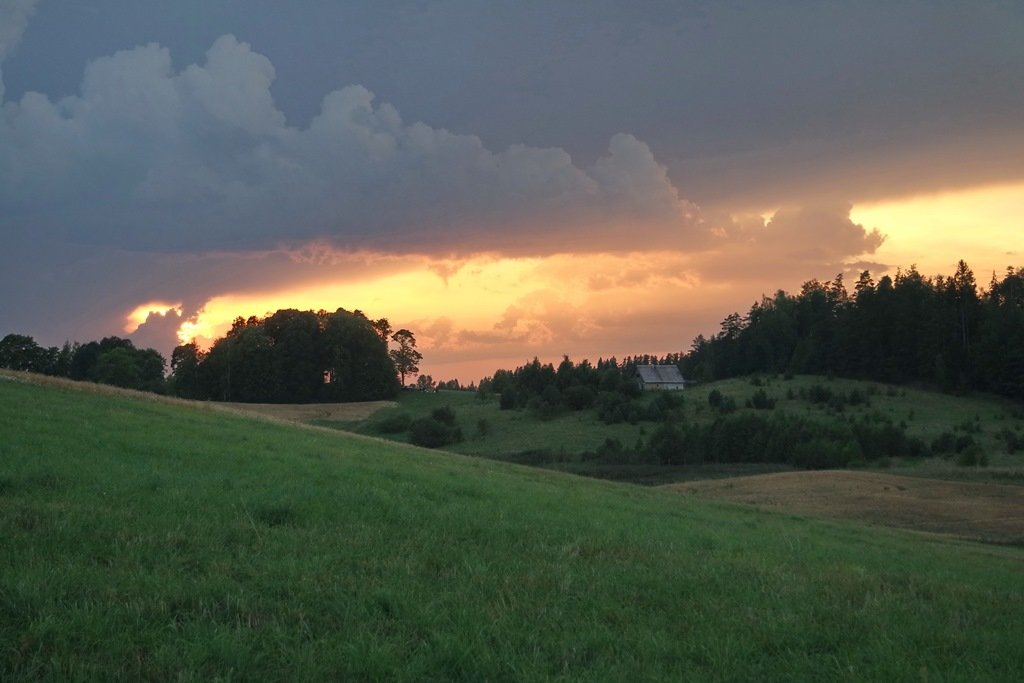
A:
[0,34,703,255]
[5,1,1022,209]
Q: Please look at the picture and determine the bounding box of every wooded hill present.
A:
[682,262,1024,400]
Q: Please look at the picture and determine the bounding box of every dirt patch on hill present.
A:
[211,401,394,423]
[666,470,1024,544]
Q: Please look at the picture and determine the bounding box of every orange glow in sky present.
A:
[169,252,708,381]
[852,181,1023,278]
[124,301,183,334]
[143,181,1023,383]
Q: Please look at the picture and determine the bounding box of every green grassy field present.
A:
[2,374,1024,680]
[333,375,1024,483]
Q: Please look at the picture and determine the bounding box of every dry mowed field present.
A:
[211,400,395,422]
[668,470,1024,544]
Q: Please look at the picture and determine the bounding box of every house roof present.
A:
[636,365,685,384]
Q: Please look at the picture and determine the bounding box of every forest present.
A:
[681,261,1024,400]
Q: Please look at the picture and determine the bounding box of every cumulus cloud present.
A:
[700,203,886,284]
[0,34,706,256]
[0,0,37,101]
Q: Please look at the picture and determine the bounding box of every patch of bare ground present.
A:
[666,470,1024,545]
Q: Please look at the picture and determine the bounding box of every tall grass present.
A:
[2,375,1023,680]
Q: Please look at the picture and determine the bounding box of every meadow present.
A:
[333,375,1024,484]
[2,372,1024,680]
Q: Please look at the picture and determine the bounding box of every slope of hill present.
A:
[326,375,1024,485]
[2,372,1024,680]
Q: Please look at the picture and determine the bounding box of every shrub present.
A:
[717,396,738,415]
[707,389,723,408]
[647,423,688,465]
[431,406,457,426]
[954,419,982,434]
[749,388,776,410]
[999,427,1023,454]
[791,436,860,469]
[375,412,413,434]
[597,392,629,424]
[931,431,958,455]
[847,388,868,407]
[851,418,912,459]
[955,445,988,468]
[409,416,463,448]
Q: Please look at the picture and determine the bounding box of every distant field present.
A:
[670,470,1024,545]
[3,373,1024,680]
[323,375,1024,483]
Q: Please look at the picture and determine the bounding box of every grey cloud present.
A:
[1,34,704,256]
[129,308,184,354]
[5,1,1023,210]
[0,0,37,101]
[699,204,887,285]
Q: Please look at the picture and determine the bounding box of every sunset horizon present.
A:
[2,2,1021,384]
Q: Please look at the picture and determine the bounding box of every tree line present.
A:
[1,307,422,403]
[682,261,1024,400]
[0,333,166,392]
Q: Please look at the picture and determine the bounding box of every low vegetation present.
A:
[3,374,1024,680]
[335,373,1024,485]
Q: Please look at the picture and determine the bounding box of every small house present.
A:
[636,365,687,391]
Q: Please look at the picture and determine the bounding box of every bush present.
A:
[375,412,413,434]
[647,423,688,465]
[931,431,958,455]
[999,427,1023,453]
[847,388,868,407]
[955,445,988,468]
[707,389,723,408]
[791,437,860,469]
[409,416,463,448]
[597,392,629,424]
[717,396,738,415]
[749,388,776,410]
[853,420,913,460]
[431,405,457,426]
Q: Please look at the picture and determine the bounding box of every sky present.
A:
[1,0,1022,383]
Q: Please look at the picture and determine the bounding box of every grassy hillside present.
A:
[2,373,1024,680]
[333,375,1024,484]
